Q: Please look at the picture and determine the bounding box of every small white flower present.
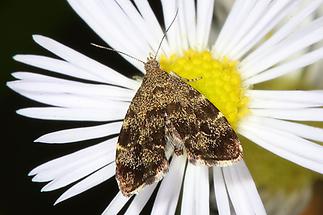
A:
[8,0,323,214]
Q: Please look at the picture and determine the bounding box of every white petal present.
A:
[241,0,323,72]
[230,0,299,60]
[124,184,157,215]
[181,163,209,215]
[11,72,73,82]
[100,0,151,49]
[35,122,122,144]
[12,91,128,109]
[13,55,104,83]
[220,0,267,56]
[67,0,147,71]
[114,0,169,56]
[214,0,244,55]
[102,192,130,215]
[41,150,115,191]
[184,0,196,48]
[180,162,195,215]
[7,80,135,101]
[243,117,323,163]
[67,0,131,53]
[224,161,266,215]
[249,89,323,108]
[195,165,209,215]
[32,35,139,89]
[30,138,117,180]
[223,163,254,215]
[17,107,127,121]
[176,0,189,51]
[245,46,323,84]
[239,122,323,173]
[252,108,323,121]
[196,0,214,50]
[249,99,323,109]
[132,0,171,56]
[55,162,116,204]
[161,0,181,53]
[180,0,196,49]
[151,156,186,215]
[213,167,230,215]
[249,116,323,142]
[243,16,323,78]
[98,0,151,55]
[248,90,323,105]
[178,0,196,48]
[234,162,266,215]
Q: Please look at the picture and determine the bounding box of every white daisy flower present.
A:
[8,0,323,214]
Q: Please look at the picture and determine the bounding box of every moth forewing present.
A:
[116,57,242,197]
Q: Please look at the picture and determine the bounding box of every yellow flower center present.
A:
[160,49,249,129]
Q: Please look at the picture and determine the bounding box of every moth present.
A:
[115,56,243,197]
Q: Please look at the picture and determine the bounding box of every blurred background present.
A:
[1,0,322,214]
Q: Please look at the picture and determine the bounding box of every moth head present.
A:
[145,56,160,72]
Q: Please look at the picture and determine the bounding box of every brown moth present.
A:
[115,56,243,197]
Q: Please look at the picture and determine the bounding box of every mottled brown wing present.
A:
[165,86,243,167]
[116,57,242,197]
[115,89,169,197]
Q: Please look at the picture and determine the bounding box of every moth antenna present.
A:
[154,9,179,60]
[91,43,145,64]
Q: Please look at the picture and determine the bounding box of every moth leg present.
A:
[169,71,202,83]
[184,76,202,82]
